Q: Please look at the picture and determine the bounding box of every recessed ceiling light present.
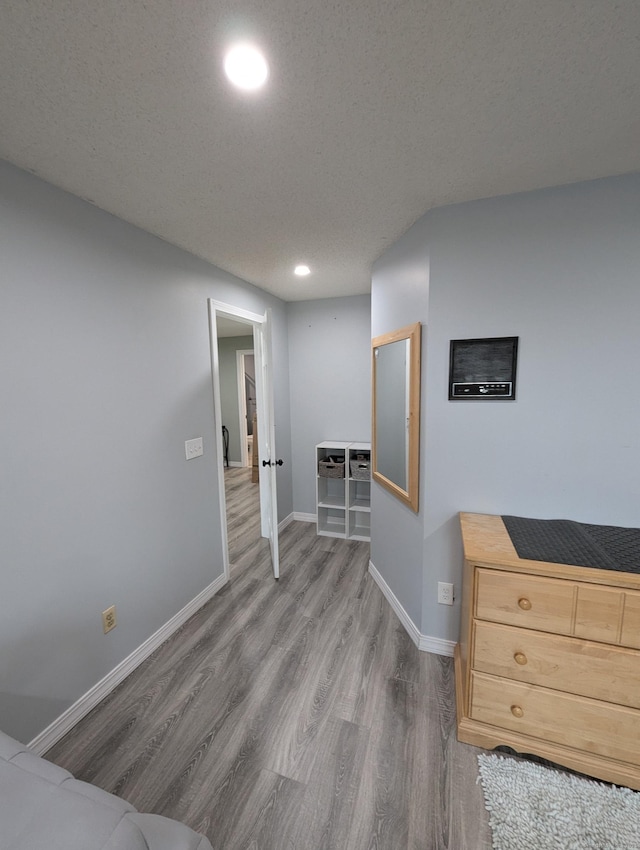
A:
[294,265,311,276]
[223,43,269,91]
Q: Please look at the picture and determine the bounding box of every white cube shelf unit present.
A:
[316,441,371,541]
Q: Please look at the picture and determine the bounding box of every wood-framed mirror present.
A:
[371,322,421,512]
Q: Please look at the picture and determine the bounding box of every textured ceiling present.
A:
[1,1,639,301]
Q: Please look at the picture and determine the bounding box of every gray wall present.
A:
[371,230,429,628]
[372,173,640,643]
[0,161,292,742]
[287,296,371,516]
[218,336,253,464]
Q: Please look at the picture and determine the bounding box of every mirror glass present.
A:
[374,339,410,490]
[372,323,421,512]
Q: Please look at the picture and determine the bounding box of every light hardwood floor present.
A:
[45,467,493,849]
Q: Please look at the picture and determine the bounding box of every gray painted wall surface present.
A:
[421,174,640,641]
[0,162,292,742]
[372,173,640,643]
[218,336,253,464]
[287,296,371,516]
[371,227,429,628]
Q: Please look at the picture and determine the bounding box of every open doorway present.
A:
[215,315,254,468]
[236,349,256,468]
[208,300,280,581]
[216,317,261,568]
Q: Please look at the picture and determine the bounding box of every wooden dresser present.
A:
[455,512,640,789]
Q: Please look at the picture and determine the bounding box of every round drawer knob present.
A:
[510,704,524,719]
[518,597,532,611]
[514,652,528,666]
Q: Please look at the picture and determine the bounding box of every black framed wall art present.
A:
[448,336,518,400]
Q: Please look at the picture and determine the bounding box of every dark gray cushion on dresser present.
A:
[502,515,640,573]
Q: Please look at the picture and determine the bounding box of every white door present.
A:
[254,309,280,579]
[208,300,280,581]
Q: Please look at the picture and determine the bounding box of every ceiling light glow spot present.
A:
[224,43,268,91]
[294,265,311,276]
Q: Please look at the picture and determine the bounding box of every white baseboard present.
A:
[368,561,455,657]
[417,633,456,656]
[28,572,228,755]
[278,512,294,532]
[228,460,243,468]
[278,512,316,532]
[292,512,316,523]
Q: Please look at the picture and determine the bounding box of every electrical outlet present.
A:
[185,437,204,460]
[102,605,117,634]
[437,582,454,606]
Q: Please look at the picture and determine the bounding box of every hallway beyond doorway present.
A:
[223,466,267,572]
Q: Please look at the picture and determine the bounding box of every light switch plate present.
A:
[185,437,204,460]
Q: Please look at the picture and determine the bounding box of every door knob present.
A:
[262,459,284,467]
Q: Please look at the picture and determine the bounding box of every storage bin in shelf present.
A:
[348,445,370,480]
[349,459,370,480]
[318,457,346,478]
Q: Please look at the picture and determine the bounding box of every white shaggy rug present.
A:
[477,754,640,850]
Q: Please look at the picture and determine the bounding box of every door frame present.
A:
[208,299,276,580]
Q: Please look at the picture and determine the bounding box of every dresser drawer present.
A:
[621,590,640,650]
[473,620,640,709]
[475,569,575,635]
[470,671,640,765]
